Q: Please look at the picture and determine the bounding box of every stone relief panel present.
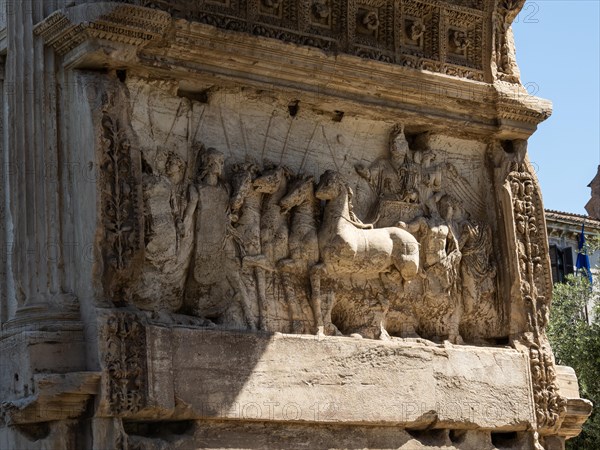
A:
[95,77,507,344]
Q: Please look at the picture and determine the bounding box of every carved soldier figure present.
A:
[399,194,463,343]
[456,206,497,317]
[355,124,410,201]
[186,148,256,330]
[420,150,443,214]
[133,152,197,312]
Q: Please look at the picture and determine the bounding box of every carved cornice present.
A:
[33,4,170,55]
[32,3,550,138]
[115,0,493,82]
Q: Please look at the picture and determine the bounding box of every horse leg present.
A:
[447,293,464,345]
[323,290,341,336]
[229,271,257,331]
[309,263,325,336]
[254,267,268,331]
[277,259,303,333]
[376,288,391,341]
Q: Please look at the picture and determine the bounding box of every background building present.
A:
[546,210,600,284]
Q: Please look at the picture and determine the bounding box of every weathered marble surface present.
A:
[0,1,590,449]
[144,327,535,429]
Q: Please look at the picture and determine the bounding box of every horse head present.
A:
[230,162,259,214]
[254,165,290,194]
[279,175,314,214]
[315,170,347,201]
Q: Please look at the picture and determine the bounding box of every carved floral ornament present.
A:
[101,313,147,416]
[312,0,331,20]
[408,19,426,41]
[503,160,567,433]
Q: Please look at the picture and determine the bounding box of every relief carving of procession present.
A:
[121,124,501,344]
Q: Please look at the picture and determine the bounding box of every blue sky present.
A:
[512,0,600,215]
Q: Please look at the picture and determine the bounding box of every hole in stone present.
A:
[15,423,51,441]
[495,336,510,346]
[141,155,153,175]
[449,429,467,444]
[332,110,344,122]
[501,140,514,154]
[406,429,447,445]
[491,431,519,447]
[288,100,300,117]
[124,420,196,438]
[177,88,210,104]
[14,373,18,382]
[116,69,127,83]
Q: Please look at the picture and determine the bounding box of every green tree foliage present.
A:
[548,275,600,449]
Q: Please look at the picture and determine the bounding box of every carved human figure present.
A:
[420,150,443,213]
[253,165,291,267]
[402,147,421,204]
[187,148,255,330]
[132,152,197,312]
[456,206,497,320]
[355,125,409,201]
[399,194,462,343]
[242,164,291,331]
[230,162,269,331]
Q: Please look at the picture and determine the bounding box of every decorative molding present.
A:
[34,1,501,82]
[99,98,143,303]
[33,4,171,55]
[506,161,567,433]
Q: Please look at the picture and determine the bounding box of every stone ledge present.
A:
[0,372,101,425]
[97,321,537,430]
[33,3,551,139]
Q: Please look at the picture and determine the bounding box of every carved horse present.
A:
[230,162,269,330]
[311,170,420,335]
[251,164,291,330]
[253,165,291,265]
[278,175,320,332]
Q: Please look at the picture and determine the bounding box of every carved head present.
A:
[198,148,225,182]
[437,194,460,221]
[280,175,314,212]
[421,150,436,166]
[315,170,346,201]
[165,152,185,184]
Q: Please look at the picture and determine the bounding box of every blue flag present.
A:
[576,223,593,285]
